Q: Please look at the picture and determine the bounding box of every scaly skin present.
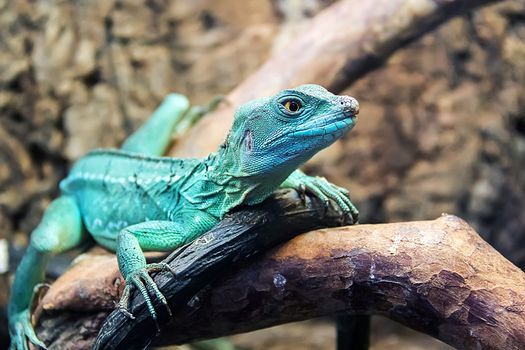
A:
[8,84,359,349]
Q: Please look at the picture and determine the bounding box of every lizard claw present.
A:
[312,178,358,224]
[30,283,50,312]
[118,263,176,325]
[118,306,136,320]
[283,171,358,224]
[299,183,307,205]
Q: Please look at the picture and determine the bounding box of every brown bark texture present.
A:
[35,212,525,350]
[159,215,525,350]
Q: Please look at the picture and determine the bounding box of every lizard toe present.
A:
[119,263,174,328]
[130,275,158,322]
[302,176,358,224]
[9,310,47,350]
[140,271,172,317]
[118,285,135,320]
[145,262,176,277]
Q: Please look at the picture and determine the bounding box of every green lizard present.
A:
[8,84,359,349]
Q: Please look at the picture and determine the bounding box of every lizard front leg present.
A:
[281,170,359,223]
[8,196,86,350]
[115,214,217,324]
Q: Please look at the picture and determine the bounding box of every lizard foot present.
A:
[307,176,358,223]
[9,310,47,350]
[285,172,358,224]
[119,262,175,325]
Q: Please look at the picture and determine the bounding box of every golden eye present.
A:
[283,100,302,113]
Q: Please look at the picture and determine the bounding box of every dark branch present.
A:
[35,189,351,349]
[92,189,352,349]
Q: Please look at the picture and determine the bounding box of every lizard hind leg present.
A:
[121,93,190,156]
[171,95,224,139]
[121,93,223,156]
[8,196,86,350]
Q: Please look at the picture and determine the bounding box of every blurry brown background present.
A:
[1,0,524,349]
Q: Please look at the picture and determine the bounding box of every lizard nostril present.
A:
[339,96,359,116]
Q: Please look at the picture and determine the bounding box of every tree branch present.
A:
[34,191,525,349]
[35,189,350,349]
[156,214,525,350]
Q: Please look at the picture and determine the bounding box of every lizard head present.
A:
[224,84,359,177]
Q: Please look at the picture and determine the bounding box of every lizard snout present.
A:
[338,96,359,116]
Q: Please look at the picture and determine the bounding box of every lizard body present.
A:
[8,84,359,349]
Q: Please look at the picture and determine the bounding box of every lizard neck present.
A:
[205,142,291,214]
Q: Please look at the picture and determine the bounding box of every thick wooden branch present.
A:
[35,190,525,349]
[171,0,502,158]
[158,214,525,350]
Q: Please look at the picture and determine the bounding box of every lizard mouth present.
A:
[261,111,356,148]
[290,113,355,138]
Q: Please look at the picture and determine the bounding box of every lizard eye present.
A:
[282,99,302,113]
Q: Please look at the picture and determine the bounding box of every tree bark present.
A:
[171,0,503,158]
[35,204,525,350]
[156,214,525,350]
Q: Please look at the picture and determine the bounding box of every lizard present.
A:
[8,84,359,349]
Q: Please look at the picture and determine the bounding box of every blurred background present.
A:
[0,0,524,349]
